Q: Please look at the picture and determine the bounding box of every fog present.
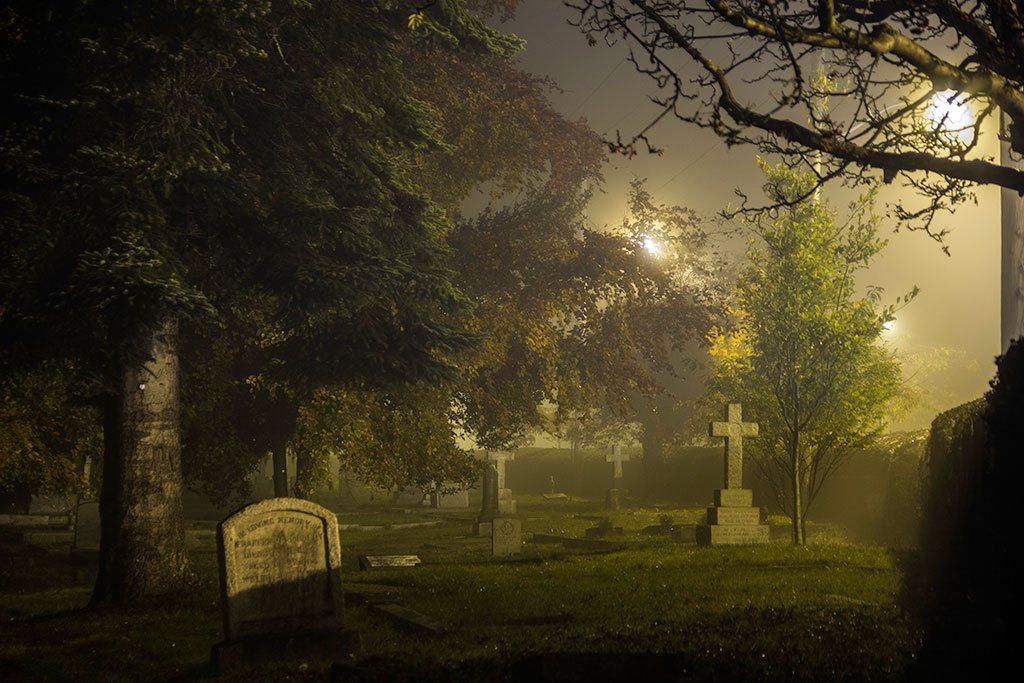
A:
[494,1,1001,431]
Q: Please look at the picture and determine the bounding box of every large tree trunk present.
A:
[92,317,188,605]
[1001,110,1024,352]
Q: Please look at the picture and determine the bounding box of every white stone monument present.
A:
[605,444,629,509]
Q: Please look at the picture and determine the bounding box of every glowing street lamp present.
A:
[641,236,661,256]
[924,90,975,144]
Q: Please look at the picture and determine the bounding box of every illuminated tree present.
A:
[708,163,906,544]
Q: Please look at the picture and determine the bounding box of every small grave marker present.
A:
[430,483,470,509]
[358,555,422,570]
[492,518,522,557]
[73,501,100,551]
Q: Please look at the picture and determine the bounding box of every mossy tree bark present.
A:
[92,317,187,605]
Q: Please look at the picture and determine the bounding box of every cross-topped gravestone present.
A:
[604,444,630,509]
[697,403,769,546]
[486,451,514,489]
[606,444,629,489]
[710,403,759,490]
[487,450,516,515]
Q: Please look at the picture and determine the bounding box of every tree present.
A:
[0,363,99,513]
[173,1,611,502]
[450,179,718,459]
[708,163,906,544]
[570,1,1024,227]
[0,1,510,604]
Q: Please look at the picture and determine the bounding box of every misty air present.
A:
[1,2,1020,682]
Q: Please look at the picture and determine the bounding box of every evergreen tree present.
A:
[0,0,510,603]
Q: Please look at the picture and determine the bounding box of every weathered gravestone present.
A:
[696,403,770,546]
[487,450,516,515]
[73,501,100,551]
[605,444,629,509]
[492,518,522,557]
[211,498,358,670]
[473,464,500,536]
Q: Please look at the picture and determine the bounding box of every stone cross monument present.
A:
[710,403,759,490]
[605,444,629,509]
[697,403,770,546]
[487,450,516,515]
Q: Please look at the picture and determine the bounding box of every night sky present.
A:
[485,1,1003,430]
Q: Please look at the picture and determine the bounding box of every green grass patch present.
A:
[1,502,919,682]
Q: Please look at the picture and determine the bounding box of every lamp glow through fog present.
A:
[925,90,975,144]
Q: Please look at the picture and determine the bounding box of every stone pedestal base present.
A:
[697,488,769,546]
[605,489,621,509]
[474,521,493,537]
[211,628,360,672]
[696,523,769,545]
[498,499,516,515]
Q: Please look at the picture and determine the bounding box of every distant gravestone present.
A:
[474,464,500,536]
[430,483,470,509]
[211,498,358,669]
[487,451,516,515]
[492,518,522,557]
[73,501,100,551]
[394,487,426,507]
[696,404,769,546]
[605,444,629,510]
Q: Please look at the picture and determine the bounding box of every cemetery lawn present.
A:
[0,500,920,682]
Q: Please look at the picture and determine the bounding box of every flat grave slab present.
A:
[358,554,422,570]
[372,603,447,635]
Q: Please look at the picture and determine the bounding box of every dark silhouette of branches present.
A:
[568,1,1024,239]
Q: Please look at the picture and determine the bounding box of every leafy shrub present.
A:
[910,338,1022,679]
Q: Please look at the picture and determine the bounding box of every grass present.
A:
[0,499,920,682]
